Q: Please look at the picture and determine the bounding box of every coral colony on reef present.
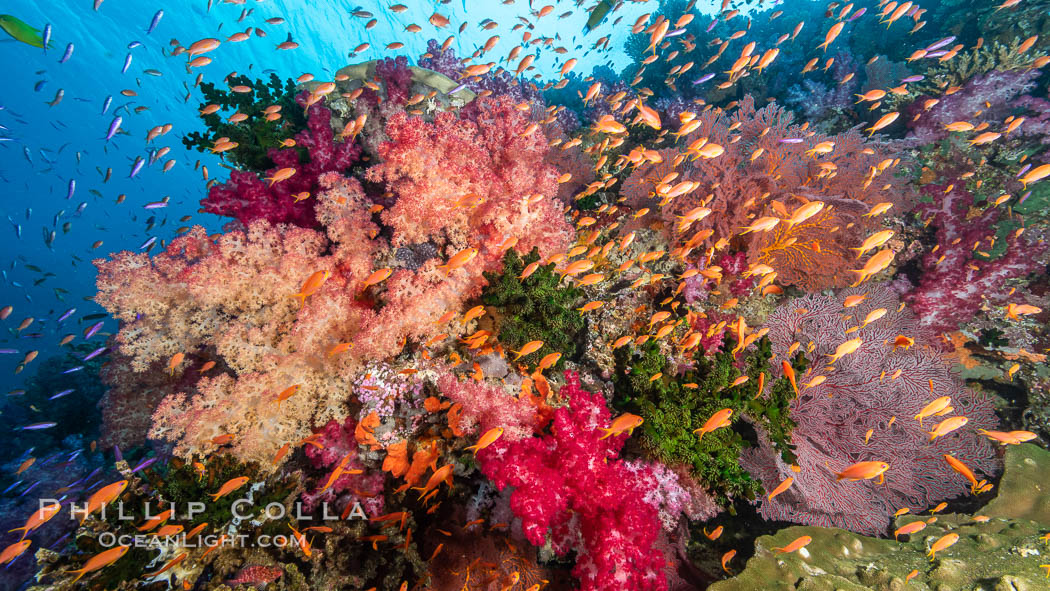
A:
[2,0,1050,589]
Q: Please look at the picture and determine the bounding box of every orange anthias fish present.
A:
[66,545,130,582]
[835,461,890,484]
[976,429,1038,446]
[290,270,330,305]
[693,408,733,442]
[927,533,959,561]
[914,396,951,427]
[928,416,968,441]
[465,427,504,454]
[943,454,979,494]
[893,520,927,539]
[767,476,794,501]
[0,540,31,566]
[81,480,129,523]
[9,502,61,540]
[599,413,644,440]
[773,535,812,554]
[211,476,250,501]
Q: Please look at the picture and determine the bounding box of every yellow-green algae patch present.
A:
[710,444,1050,591]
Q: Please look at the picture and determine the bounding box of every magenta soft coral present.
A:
[301,416,385,516]
[903,182,1047,336]
[477,372,668,591]
[201,92,360,228]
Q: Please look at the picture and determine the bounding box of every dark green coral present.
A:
[481,248,585,368]
[612,338,798,505]
[181,73,305,172]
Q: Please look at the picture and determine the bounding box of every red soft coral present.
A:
[201,92,360,228]
[477,372,668,591]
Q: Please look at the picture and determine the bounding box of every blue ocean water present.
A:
[0,0,668,379]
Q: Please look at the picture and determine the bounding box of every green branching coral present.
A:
[481,248,585,368]
[181,73,306,172]
[914,38,1032,95]
[612,338,798,505]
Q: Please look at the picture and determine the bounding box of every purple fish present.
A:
[8,389,27,396]
[666,27,686,38]
[129,156,145,178]
[1019,190,1032,205]
[848,7,866,21]
[85,321,104,339]
[59,43,74,63]
[105,116,122,141]
[113,445,123,462]
[49,389,75,400]
[705,19,717,32]
[121,53,132,74]
[20,422,58,431]
[101,95,113,115]
[83,346,107,361]
[140,236,157,250]
[66,178,76,200]
[779,138,805,144]
[1017,163,1032,177]
[61,365,84,374]
[925,50,947,58]
[131,457,158,473]
[448,83,468,94]
[147,10,163,34]
[0,349,18,354]
[925,36,955,52]
[693,72,716,85]
[144,201,168,209]
[19,481,41,496]
[58,307,76,322]
[48,532,71,549]
[901,75,925,83]
[2,480,22,494]
[42,24,51,51]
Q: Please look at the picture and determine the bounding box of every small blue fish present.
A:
[2,480,23,494]
[127,40,142,49]
[105,116,122,141]
[83,346,107,361]
[66,178,75,200]
[131,457,158,473]
[101,95,113,115]
[139,236,157,250]
[693,73,715,85]
[49,389,75,400]
[62,365,84,374]
[129,156,145,178]
[121,52,132,74]
[58,307,76,322]
[901,75,925,83]
[147,10,163,34]
[0,348,18,354]
[144,201,167,209]
[925,36,955,52]
[85,320,104,339]
[19,481,41,496]
[20,422,58,431]
[58,42,74,63]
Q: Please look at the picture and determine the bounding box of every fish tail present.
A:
[597,429,612,440]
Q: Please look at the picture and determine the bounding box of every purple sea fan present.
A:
[741,286,1000,536]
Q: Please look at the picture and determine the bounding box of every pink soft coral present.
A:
[477,372,669,591]
[622,96,914,290]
